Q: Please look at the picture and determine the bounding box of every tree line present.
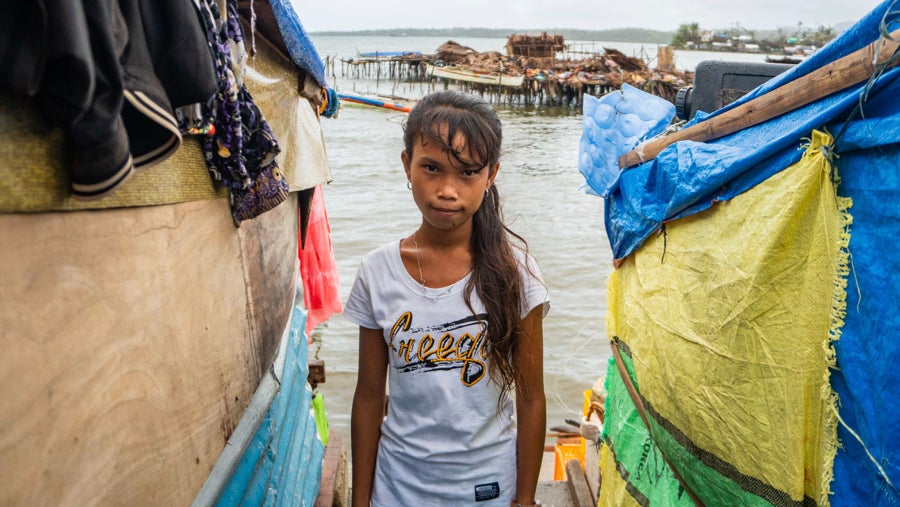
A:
[671,22,837,52]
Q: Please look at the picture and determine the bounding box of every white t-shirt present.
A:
[344,239,549,506]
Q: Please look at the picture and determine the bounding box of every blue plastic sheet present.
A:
[268,0,327,87]
[578,83,675,197]
[830,143,900,506]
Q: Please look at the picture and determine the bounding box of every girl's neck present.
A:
[413,221,472,251]
[401,223,472,290]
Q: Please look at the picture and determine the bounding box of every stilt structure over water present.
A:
[331,34,692,107]
[338,52,428,81]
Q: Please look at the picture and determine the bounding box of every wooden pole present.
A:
[618,30,900,169]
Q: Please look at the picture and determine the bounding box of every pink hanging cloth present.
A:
[299,186,342,336]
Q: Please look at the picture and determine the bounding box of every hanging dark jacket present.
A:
[0,0,218,199]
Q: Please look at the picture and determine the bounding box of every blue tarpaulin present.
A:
[581,1,900,504]
[268,0,327,87]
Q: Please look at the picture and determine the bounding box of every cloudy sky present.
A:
[296,0,881,33]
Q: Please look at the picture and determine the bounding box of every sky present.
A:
[296,0,882,33]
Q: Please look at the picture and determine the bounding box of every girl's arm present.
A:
[351,326,388,507]
[512,305,546,507]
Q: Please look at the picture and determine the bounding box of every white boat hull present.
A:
[425,63,525,87]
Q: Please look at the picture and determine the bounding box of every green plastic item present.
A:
[312,392,329,446]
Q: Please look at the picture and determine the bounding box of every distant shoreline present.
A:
[309,27,674,44]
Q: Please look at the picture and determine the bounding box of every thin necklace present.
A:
[411,232,427,295]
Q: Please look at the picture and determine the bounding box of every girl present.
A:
[344,90,549,507]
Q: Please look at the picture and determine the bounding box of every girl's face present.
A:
[402,130,498,234]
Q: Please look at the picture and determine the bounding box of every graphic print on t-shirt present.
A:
[388,311,489,386]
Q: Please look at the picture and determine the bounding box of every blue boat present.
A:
[358,50,422,58]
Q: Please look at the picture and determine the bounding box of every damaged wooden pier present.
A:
[329,33,692,106]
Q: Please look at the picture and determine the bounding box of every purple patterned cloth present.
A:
[194,0,288,225]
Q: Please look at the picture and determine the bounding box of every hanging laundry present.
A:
[194,0,289,225]
[299,186,342,336]
[0,0,217,199]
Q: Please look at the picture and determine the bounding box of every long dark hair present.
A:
[403,90,530,398]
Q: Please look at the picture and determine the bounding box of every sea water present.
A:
[307,34,771,446]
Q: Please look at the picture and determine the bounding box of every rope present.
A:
[833,1,900,147]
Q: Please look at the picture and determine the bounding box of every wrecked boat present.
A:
[424,62,526,87]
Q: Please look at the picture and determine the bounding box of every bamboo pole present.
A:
[618,30,900,169]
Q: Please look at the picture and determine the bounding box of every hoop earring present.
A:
[407,181,412,190]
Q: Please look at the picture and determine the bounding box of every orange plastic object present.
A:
[553,436,586,481]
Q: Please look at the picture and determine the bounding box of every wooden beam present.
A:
[315,432,342,507]
[565,459,595,507]
[619,30,900,169]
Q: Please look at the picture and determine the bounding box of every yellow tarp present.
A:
[602,130,849,506]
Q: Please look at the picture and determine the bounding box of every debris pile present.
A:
[435,40,480,64]
[338,34,694,105]
[430,38,692,103]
